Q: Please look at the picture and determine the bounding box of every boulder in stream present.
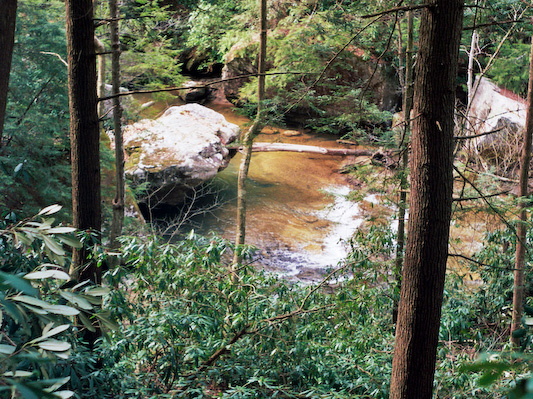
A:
[122,103,240,208]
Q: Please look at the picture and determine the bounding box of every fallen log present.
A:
[227,142,374,156]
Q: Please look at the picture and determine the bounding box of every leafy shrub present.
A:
[100,234,395,398]
[0,206,111,398]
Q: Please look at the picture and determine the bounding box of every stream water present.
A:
[134,94,373,280]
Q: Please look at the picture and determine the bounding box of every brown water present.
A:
[133,94,370,279]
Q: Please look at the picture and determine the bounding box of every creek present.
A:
[133,94,377,281]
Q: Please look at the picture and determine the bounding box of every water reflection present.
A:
[133,96,368,280]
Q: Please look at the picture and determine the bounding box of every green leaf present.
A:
[11,295,51,308]
[59,291,93,310]
[43,376,70,393]
[29,324,70,344]
[0,272,38,296]
[0,344,16,355]
[56,234,82,249]
[14,232,34,246]
[22,304,50,315]
[14,383,41,399]
[53,391,74,399]
[24,270,70,281]
[95,311,119,331]
[54,351,70,360]
[1,299,24,323]
[38,205,62,216]
[84,287,110,296]
[46,227,75,234]
[3,370,33,377]
[78,312,96,332]
[42,235,65,256]
[44,305,79,316]
[37,340,71,352]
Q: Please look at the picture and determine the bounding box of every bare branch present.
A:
[98,72,315,102]
[39,51,68,66]
[452,190,509,202]
[449,253,519,271]
[454,166,517,234]
[464,18,528,31]
[360,4,428,19]
[454,126,505,140]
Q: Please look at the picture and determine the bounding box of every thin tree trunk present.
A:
[393,10,414,324]
[466,30,478,109]
[389,0,464,398]
[95,37,106,118]
[65,0,102,284]
[0,0,17,147]
[232,0,267,272]
[510,32,533,346]
[108,0,125,249]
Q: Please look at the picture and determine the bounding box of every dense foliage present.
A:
[0,206,110,399]
[98,234,395,398]
[5,0,533,398]
[1,0,70,216]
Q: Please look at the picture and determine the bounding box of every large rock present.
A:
[467,77,526,167]
[122,104,240,207]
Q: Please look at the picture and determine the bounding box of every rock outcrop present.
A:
[466,77,527,173]
[122,103,240,207]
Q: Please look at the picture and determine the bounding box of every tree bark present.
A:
[511,32,533,346]
[232,0,267,271]
[65,0,102,284]
[95,37,106,118]
[393,10,414,324]
[108,0,125,250]
[0,0,17,147]
[389,0,464,398]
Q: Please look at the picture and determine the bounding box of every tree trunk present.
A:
[95,37,106,118]
[108,0,125,250]
[0,0,17,147]
[510,32,533,346]
[389,1,464,398]
[232,0,267,271]
[65,0,102,285]
[393,10,414,324]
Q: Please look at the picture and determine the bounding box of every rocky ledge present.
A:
[122,103,240,208]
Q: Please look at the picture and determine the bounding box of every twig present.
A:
[360,4,428,19]
[454,126,505,140]
[452,190,509,202]
[454,166,518,239]
[464,18,528,31]
[202,327,248,368]
[99,72,315,102]
[39,51,68,67]
[448,253,519,271]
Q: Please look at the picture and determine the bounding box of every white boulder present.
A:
[122,103,240,207]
